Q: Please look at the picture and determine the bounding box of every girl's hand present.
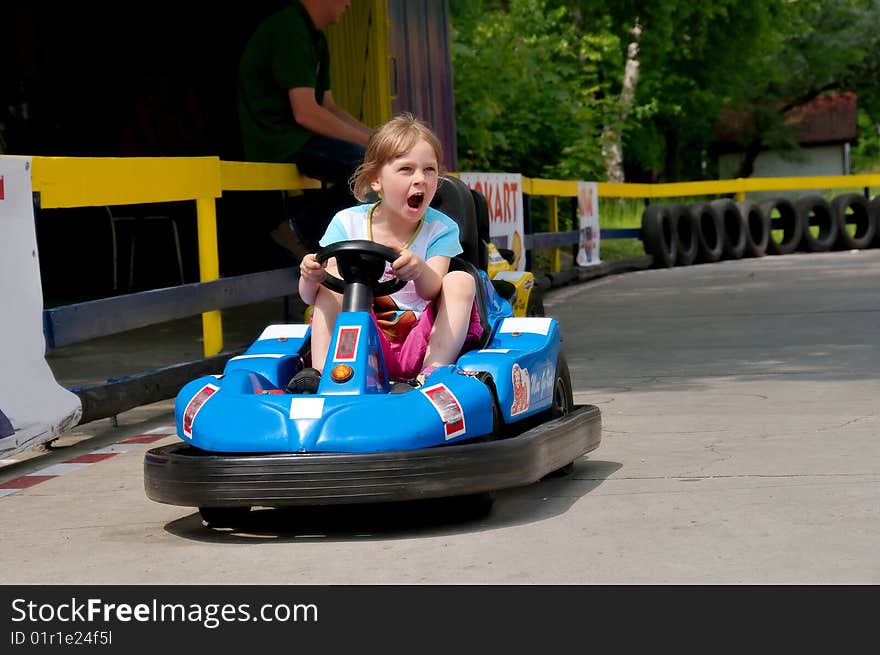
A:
[391,246,425,282]
[299,253,327,285]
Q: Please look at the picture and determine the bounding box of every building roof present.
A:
[716,92,858,149]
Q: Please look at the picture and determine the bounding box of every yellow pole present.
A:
[196,196,223,356]
[548,195,560,272]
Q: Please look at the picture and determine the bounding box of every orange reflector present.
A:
[331,364,353,382]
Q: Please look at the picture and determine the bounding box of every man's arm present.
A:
[288,87,373,145]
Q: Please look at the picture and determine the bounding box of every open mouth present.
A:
[407,193,424,209]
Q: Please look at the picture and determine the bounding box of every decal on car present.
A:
[182,383,219,438]
[334,326,361,362]
[421,384,466,439]
[510,364,531,416]
[499,317,552,336]
[529,364,554,405]
[258,324,310,341]
[289,397,325,420]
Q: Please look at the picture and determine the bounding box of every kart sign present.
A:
[459,172,525,271]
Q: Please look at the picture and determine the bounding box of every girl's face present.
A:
[370,138,439,225]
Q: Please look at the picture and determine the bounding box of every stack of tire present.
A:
[641,193,880,268]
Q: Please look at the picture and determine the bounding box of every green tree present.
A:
[450,0,618,180]
[450,0,880,182]
[722,0,880,177]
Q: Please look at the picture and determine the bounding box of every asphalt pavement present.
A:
[1,249,878,583]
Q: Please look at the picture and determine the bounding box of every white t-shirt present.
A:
[319,203,462,317]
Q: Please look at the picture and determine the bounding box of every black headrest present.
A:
[430,176,481,269]
[469,188,490,271]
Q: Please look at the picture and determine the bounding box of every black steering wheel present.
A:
[315,240,407,296]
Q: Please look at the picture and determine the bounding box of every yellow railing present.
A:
[522,174,880,200]
[30,156,320,358]
[26,156,879,358]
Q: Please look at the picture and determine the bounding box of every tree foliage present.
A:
[450,0,880,181]
[450,0,619,179]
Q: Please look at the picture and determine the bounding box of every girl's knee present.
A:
[442,270,476,299]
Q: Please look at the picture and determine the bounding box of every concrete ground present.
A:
[1,249,878,583]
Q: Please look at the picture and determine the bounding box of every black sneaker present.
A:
[287,367,322,394]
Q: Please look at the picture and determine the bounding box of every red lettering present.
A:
[0,175,4,200]
[510,182,519,221]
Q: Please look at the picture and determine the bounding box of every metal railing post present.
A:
[548,195,560,272]
[196,196,222,356]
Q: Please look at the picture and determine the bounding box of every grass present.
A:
[529,196,647,273]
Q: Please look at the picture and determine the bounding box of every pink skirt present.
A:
[372,300,483,381]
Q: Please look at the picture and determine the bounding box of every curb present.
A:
[537,255,655,292]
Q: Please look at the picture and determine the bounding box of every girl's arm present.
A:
[391,247,449,301]
[299,254,341,305]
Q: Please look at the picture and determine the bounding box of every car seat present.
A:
[429,177,495,346]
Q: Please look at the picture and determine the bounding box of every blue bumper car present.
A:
[143,180,600,526]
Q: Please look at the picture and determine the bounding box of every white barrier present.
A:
[0,156,81,457]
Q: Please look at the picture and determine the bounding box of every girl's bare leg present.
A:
[310,286,342,372]
[422,271,476,370]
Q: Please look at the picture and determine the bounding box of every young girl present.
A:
[293,114,483,392]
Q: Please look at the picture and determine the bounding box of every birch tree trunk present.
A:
[603,18,642,183]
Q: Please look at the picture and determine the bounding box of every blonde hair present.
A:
[351,113,445,202]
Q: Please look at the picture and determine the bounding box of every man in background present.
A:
[238,0,374,257]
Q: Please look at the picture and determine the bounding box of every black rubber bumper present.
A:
[144,404,601,507]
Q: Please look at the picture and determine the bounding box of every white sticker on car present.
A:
[289,397,325,420]
[499,317,552,336]
[258,324,310,341]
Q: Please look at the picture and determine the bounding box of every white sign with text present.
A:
[459,172,526,271]
[576,181,601,266]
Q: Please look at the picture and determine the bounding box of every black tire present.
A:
[871,196,880,248]
[796,195,837,252]
[831,193,876,250]
[759,197,802,255]
[641,204,677,268]
[543,352,576,479]
[670,203,698,266]
[690,202,724,263]
[737,200,769,257]
[711,198,746,260]
[525,286,545,317]
[198,506,252,528]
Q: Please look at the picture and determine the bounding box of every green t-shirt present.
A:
[237,2,331,162]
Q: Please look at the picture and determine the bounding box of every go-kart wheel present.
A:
[551,352,574,419]
[198,506,251,528]
[526,287,545,317]
[462,491,496,517]
[315,239,407,296]
[544,352,576,479]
